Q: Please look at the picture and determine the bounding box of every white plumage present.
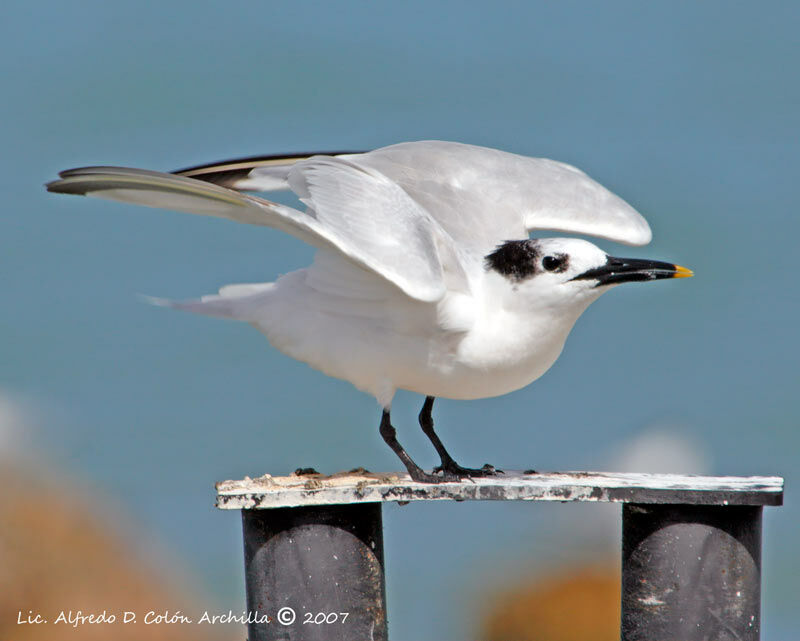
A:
[48,140,688,482]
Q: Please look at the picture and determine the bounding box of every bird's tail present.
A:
[143,282,274,321]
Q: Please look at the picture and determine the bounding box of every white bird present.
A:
[47,140,691,482]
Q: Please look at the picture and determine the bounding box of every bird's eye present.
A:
[542,255,564,271]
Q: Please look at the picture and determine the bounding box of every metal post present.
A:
[242,502,387,641]
[219,471,782,640]
[622,503,762,641]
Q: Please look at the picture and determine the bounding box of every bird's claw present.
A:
[294,467,320,475]
[431,462,504,479]
[409,469,459,483]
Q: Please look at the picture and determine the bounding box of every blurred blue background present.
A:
[2,2,798,639]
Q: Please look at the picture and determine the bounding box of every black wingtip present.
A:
[46,166,103,193]
[174,151,365,175]
[45,179,71,194]
[173,150,366,187]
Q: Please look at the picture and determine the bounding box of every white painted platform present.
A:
[216,470,784,510]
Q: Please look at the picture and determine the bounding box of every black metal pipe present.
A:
[622,503,762,641]
[242,503,387,641]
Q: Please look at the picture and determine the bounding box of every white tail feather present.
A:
[141,283,274,321]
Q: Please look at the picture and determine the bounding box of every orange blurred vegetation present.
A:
[0,463,232,641]
[481,566,620,641]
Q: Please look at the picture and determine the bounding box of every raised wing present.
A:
[46,161,450,302]
[175,140,652,251]
[360,142,652,249]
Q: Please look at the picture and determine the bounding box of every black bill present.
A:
[571,256,693,286]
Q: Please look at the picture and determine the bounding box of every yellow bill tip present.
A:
[673,264,694,278]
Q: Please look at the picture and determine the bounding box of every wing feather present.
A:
[46,165,446,302]
[173,151,362,191]
[179,141,652,248]
[358,141,652,248]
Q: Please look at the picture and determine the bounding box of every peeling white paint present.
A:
[215,470,784,510]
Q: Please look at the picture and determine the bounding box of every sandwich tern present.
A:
[46,141,692,483]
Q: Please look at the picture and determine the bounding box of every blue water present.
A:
[2,2,798,638]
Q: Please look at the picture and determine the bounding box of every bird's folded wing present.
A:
[175,141,652,250]
[46,163,448,302]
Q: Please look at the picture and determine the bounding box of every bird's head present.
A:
[484,237,692,317]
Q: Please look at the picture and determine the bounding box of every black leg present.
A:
[379,409,454,483]
[418,397,501,478]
